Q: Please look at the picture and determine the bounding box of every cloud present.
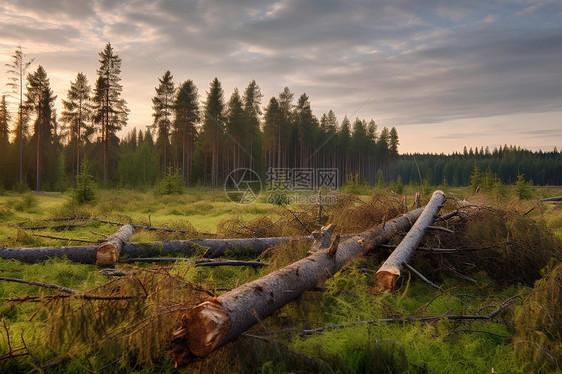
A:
[0,0,560,153]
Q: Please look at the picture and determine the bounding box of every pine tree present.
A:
[26,65,56,191]
[93,42,128,184]
[202,78,225,186]
[0,95,9,146]
[152,70,176,174]
[5,45,34,183]
[263,97,281,169]
[389,127,399,161]
[242,80,263,170]
[61,72,93,177]
[173,80,199,185]
[226,88,245,171]
[277,87,294,168]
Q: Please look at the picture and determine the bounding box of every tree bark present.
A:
[170,206,426,367]
[96,224,135,265]
[0,235,357,264]
[374,190,446,290]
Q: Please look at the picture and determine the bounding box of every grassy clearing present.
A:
[0,185,561,372]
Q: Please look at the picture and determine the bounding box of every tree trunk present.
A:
[170,206,426,367]
[96,224,135,265]
[374,190,446,290]
[0,234,359,264]
[540,196,562,202]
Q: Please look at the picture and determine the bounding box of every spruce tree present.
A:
[26,66,56,191]
[202,78,225,186]
[93,42,128,184]
[226,88,245,170]
[152,70,176,174]
[61,72,93,177]
[242,80,263,170]
[173,80,199,185]
[0,95,9,146]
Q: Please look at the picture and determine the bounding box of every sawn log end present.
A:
[170,300,231,368]
[374,267,400,291]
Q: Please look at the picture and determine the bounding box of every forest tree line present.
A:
[0,43,399,191]
[1,43,560,192]
[396,146,562,187]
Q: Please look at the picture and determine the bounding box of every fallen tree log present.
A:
[374,190,446,290]
[96,224,135,265]
[170,205,428,367]
[0,234,356,264]
[539,196,562,202]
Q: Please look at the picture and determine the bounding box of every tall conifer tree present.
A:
[5,45,34,183]
[173,80,200,184]
[93,42,128,184]
[26,65,56,191]
[152,70,176,174]
[61,73,92,177]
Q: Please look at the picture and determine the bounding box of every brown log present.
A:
[170,205,427,367]
[374,190,446,290]
[96,224,135,265]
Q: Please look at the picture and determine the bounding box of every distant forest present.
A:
[396,146,562,187]
[0,43,560,191]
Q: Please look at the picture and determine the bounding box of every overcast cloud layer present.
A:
[1,0,561,153]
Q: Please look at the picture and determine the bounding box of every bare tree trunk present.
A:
[374,190,446,290]
[0,234,360,264]
[96,224,135,265]
[170,206,426,367]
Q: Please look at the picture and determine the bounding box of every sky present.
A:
[0,0,561,155]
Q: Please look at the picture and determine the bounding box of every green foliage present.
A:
[53,152,70,192]
[375,169,385,189]
[152,167,185,195]
[516,173,533,200]
[515,262,562,372]
[10,192,38,212]
[345,174,371,195]
[71,160,97,203]
[13,181,30,193]
[470,164,483,192]
[394,175,404,194]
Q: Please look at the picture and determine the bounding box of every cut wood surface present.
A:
[170,205,427,367]
[96,224,135,265]
[0,234,356,264]
[374,190,446,290]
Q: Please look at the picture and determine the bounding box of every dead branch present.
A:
[123,258,268,267]
[403,263,443,291]
[449,329,512,339]
[427,226,454,234]
[0,276,77,294]
[32,233,100,244]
